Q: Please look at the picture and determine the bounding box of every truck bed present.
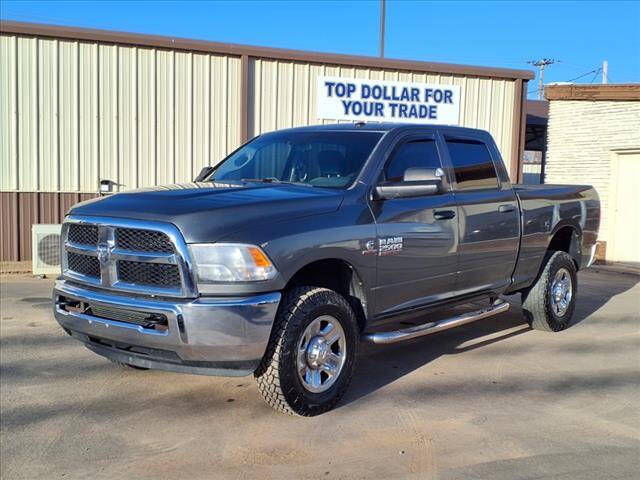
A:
[509,183,600,292]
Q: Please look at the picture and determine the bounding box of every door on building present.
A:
[609,151,640,266]
[370,133,459,317]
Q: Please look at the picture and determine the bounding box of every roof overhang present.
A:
[0,20,535,81]
[526,100,548,126]
[545,84,640,101]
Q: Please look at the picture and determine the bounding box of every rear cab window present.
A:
[444,138,499,190]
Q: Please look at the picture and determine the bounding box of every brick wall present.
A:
[544,100,640,243]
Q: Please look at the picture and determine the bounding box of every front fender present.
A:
[219,202,378,299]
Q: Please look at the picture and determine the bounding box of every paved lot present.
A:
[1,269,638,480]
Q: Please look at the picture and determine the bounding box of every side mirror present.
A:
[374,167,444,200]
[194,166,215,182]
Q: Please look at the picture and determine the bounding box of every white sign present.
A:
[316,76,461,125]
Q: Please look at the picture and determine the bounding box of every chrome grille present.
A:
[118,260,181,287]
[68,224,99,246]
[116,228,174,253]
[61,216,196,298]
[67,252,100,278]
[88,305,168,330]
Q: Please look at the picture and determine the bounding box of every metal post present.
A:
[379,0,385,58]
[527,59,558,100]
[602,60,608,84]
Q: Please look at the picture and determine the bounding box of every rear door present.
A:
[439,132,520,296]
[370,132,459,317]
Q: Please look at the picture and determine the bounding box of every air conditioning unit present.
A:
[32,224,63,275]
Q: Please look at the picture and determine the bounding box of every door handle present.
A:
[434,210,456,220]
[498,204,516,213]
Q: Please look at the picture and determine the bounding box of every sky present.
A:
[1,0,639,99]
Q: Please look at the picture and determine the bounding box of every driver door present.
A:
[369,133,459,317]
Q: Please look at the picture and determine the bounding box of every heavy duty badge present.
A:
[362,240,377,255]
[378,237,403,256]
[362,237,404,256]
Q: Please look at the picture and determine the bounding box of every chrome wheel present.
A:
[296,315,347,393]
[550,267,572,317]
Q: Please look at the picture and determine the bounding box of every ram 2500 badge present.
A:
[54,124,600,416]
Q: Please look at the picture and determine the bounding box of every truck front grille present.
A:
[117,260,181,287]
[68,224,99,246]
[67,252,100,278]
[57,295,168,331]
[62,217,196,298]
[89,304,168,330]
[115,228,174,253]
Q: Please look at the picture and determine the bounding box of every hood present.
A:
[69,182,344,243]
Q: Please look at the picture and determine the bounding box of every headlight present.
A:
[188,243,277,282]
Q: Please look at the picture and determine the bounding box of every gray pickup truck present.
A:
[53,123,600,416]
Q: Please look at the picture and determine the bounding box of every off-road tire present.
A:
[108,358,149,370]
[521,251,577,332]
[254,287,358,416]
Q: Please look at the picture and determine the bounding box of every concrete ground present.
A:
[1,270,638,480]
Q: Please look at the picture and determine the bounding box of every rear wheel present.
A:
[521,251,577,332]
[254,287,358,416]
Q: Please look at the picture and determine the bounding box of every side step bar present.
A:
[363,300,510,345]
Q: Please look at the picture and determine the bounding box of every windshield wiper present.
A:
[239,178,314,187]
[240,177,281,183]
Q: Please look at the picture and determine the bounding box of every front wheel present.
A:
[254,287,358,416]
[521,251,578,332]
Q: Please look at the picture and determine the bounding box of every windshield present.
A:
[208,130,384,189]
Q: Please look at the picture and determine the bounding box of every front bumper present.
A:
[53,279,281,376]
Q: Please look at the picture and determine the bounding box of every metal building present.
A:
[0,21,534,262]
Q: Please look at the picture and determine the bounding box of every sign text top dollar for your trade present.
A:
[316,76,461,125]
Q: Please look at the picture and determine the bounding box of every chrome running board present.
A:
[363,300,510,345]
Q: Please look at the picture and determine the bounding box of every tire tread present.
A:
[254,287,356,416]
[521,251,577,332]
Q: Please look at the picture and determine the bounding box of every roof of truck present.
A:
[269,123,486,134]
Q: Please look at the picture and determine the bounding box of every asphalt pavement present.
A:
[1,268,638,479]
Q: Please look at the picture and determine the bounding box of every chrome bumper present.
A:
[53,279,281,376]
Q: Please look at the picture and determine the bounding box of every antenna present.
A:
[527,59,560,100]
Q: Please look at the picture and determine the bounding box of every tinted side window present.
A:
[385,139,441,182]
[445,138,498,190]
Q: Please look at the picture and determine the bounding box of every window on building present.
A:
[384,139,442,182]
[445,138,499,190]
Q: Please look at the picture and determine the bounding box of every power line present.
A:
[527,66,603,95]
[568,68,601,83]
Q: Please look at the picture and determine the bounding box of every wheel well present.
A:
[285,259,368,332]
[548,226,581,269]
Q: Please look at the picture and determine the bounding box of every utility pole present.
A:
[602,60,608,83]
[528,58,559,100]
[379,0,385,58]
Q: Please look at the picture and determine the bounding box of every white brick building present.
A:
[545,84,640,265]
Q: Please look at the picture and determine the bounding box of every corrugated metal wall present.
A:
[0,192,98,261]
[248,59,517,172]
[0,34,242,193]
[1,30,525,261]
